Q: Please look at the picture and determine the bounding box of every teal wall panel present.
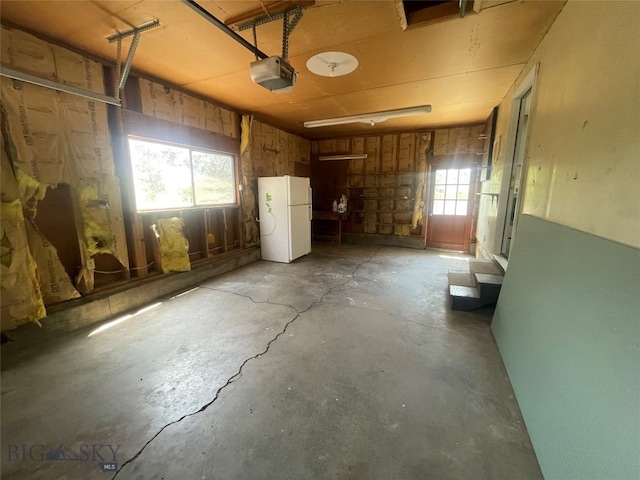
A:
[492,215,640,480]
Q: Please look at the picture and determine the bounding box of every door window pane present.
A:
[455,201,468,215]
[445,185,457,199]
[459,168,471,185]
[433,200,445,215]
[457,185,469,200]
[447,169,459,184]
[435,170,447,185]
[444,200,456,215]
[434,186,445,199]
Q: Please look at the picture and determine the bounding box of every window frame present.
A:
[119,109,241,214]
[127,135,238,213]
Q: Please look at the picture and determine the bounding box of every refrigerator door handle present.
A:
[309,204,312,221]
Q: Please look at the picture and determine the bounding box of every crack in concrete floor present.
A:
[112,248,381,478]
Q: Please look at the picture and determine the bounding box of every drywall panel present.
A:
[519,0,639,247]
[492,214,640,480]
[476,0,640,256]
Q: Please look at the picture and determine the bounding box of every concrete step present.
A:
[447,271,475,287]
[470,259,503,277]
[449,261,504,312]
[449,285,485,311]
[493,255,508,273]
[475,272,503,303]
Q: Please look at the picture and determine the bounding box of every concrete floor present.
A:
[1,245,542,480]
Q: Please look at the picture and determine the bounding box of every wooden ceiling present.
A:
[0,0,565,139]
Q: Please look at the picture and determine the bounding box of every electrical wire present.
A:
[255,212,277,236]
[94,261,156,274]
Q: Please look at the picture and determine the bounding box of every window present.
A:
[432,168,470,216]
[128,137,236,211]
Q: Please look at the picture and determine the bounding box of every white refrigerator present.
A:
[257,175,312,263]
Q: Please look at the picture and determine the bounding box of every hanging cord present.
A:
[255,212,277,236]
[93,261,156,274]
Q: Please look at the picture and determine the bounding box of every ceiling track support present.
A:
[236,5,304,60]
[281,7,303,60]
[237,5,303,31]
[117,30,140,92]
[0,66,121,106]
[181,0,269,60]
[106,19,160,43]
[107,19,160,99]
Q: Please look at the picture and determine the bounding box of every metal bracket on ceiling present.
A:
[107,19,160,99]
[237,6,304,60]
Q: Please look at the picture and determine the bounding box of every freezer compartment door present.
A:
[287,175,311,206]
[289,204,311,261]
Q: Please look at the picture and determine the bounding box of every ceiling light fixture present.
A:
[306,52,359,77]
[304,105,432,128]
[318,154,368,161]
